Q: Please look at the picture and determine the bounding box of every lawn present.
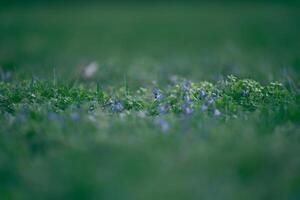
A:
[0,2,300,200]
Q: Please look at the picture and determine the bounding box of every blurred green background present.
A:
[1,1,300,200]
[0,1,300,87]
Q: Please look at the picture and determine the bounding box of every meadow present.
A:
[0,2,300,200]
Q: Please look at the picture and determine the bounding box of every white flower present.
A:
[83,62,98,78]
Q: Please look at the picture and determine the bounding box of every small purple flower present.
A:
[199,89,206,98]
[111,101,124,113]
[182,103,193,114]
[182,80,191,92]
[152,88,163,101]
[200,104,208,112]
[213,108,221,116]
[154,117,170,133]
[183,94,192,104]
[70,112,80,121]
[206,96,215,104]
[157,104,169,114]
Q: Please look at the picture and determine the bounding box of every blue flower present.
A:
[182,103,193,114]
[183,94,192,104]
[200,104,208,112]
[70,112,80,121]
[182,80,191,92]
[206,96,215,104]
[154,117,170,133]
[213,108,221,116]
[111,101,124,113]
[152,88,163,101]
[199,89,207,98]
[157,104,169,114]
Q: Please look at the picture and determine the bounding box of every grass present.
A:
[0,2,300,200]
[1,75,299,200]
[1,3,300,86]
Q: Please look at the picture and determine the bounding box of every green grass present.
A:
[1,2,300,200]
[1,76,299,200]
[1,3,300,86]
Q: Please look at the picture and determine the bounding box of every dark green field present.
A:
[0,2,300,200]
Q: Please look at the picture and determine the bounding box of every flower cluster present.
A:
[110,101,124,113]
[152,88,163,101]
[1,75,292,133]
[181,80,193,114]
